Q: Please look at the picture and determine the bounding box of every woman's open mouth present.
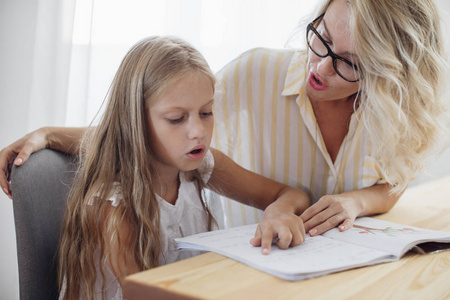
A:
[313,75,323,85]
[308,73,327,91]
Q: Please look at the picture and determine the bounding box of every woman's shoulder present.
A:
[239,47,295,59]
[216,47,298,77]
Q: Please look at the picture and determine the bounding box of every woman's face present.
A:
[305,0,360,103]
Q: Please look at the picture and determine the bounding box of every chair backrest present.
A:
[11,149,78,300]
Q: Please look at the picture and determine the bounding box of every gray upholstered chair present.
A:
[11,149,78,300]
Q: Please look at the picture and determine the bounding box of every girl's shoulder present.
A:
[88,182,122,207]
[105,182,122,206]
[197,150,214,183]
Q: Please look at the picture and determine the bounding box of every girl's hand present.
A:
[0,127,50,198]
[250,188,308,255]
[250,212,305,255]
[300,193,362,236]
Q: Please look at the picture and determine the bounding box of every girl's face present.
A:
[147,72,214,179]
[305,0,360,103]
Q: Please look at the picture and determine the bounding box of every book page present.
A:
[176,223,391,281]
[322,217,450,257]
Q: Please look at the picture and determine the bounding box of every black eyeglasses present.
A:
[306,13,363,82]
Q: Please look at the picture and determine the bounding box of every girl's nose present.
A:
[317,56,335,77]
[188,117,205,140]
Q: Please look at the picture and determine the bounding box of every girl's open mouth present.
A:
[190,149,202,154]
[187,147,205,160]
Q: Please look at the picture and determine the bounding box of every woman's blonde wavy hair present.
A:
[316,0,448,194]
[58,36,216,299]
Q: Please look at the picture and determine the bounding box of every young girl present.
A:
[57,36,308,299]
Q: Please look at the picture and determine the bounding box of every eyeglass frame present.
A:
[306,13,363,82]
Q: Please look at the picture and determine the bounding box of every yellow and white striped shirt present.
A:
[212,48,386,228]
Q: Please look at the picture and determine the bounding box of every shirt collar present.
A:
[281,51,308,97]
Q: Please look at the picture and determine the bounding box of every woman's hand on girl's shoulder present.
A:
[0,127,50,198]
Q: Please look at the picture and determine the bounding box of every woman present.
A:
[213,0,448,238]
[1,0,448,241]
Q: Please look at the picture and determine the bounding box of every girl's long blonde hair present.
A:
[58,36,216,299]
[317,0,448,194]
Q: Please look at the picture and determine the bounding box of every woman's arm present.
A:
[208,148,310,254]
[300,183,403,236]
[0,126,87,198]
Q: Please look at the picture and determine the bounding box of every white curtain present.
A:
[0,1,77,298]
[27,0,77,130]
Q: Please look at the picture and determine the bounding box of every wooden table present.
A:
[123,176,450,300]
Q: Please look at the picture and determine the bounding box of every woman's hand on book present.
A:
[300,184,401,236]
[300,193,361,236]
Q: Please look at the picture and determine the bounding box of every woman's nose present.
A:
[317,56,335,77]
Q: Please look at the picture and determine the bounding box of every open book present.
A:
[175,217,450,281]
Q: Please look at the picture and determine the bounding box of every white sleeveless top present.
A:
[60,150,217,299]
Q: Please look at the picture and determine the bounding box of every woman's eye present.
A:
[200,111,213,118]
[322,35,332,45]
[168,116,184,124]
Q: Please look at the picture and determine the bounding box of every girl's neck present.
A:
[155,172,180,205]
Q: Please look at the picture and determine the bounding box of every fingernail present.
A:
[15,158,23,165]
[339,225,345,231]
[309,228,317,236]
[262,248,270,255]
[4,188,12,199]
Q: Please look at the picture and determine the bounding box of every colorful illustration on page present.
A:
[352,224,420,237]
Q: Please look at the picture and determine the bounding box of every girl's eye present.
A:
[200,111,213,118]
[168,116,184,124]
